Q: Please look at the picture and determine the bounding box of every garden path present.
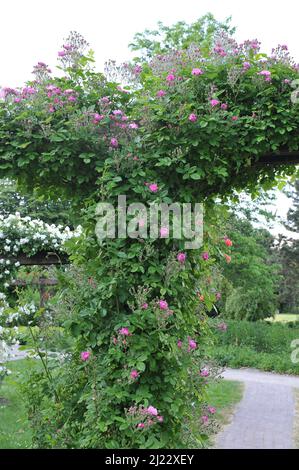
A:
[215,368,299,449]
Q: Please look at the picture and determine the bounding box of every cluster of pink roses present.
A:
[127,405,163,430]
[177,337,197,352]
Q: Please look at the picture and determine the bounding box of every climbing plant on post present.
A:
[0,20,299,448]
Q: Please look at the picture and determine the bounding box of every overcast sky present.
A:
[1,0,298,236]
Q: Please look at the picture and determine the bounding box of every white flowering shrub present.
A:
[0,212,82,292]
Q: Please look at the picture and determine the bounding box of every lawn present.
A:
[207,379,244,426]
[268,314,299,323]
[209,319,299,375]
[0,359,38,449]
[0,359,244,449]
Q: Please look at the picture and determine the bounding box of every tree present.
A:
[129,13,235,60]
[222,215,280,320]
[277,180,299,313]
[0,178,77,226]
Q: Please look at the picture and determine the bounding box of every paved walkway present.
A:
[215,368,299,449]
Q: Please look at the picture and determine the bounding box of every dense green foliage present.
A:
[209,319,299,374]
[277,180,299,313]
[0,179,75,226]
[222,215,279,320]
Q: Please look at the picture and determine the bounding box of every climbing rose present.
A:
[93,113,103,123]
[177,252,186,264]
[258,70,271,77]
[200,368,210,377]
[192,68,204,75]
[149,183,158,193]
[188,113,197,122]
[188,338,197,351]
[202,252,209,261]
[157,90,166,97]
[210,99,220,107]
[119,327,130,336]
[218,322,228,332]
[130,370,139,379]
[160,227,169,237]
[147,406,158,416]
[110,137,119,148]
[224,254,232,263]
[159,300,168,310]
[225,238,233,247]
[166,73,175,82]
[81,351,91,361]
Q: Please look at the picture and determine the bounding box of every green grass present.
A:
[206,379,244,428]
[0,359,38,449]
[209,319,299,375]
[267,314,299,323]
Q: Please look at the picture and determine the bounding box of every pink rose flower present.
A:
[188,113,197,122]
[110,137,119,148]
[157,415,164,422]
[202,415,209,424]
[81,351,91,361]
[119,327,130,336]
[160,227,169,238]
[159,300,168,310]
[141,303,148,309]
[147,406,158,416]
[188,338,197,351]
[137,423,145,429]
[221,103,228,110]
[218,322,228,332]
[192,68,204,76]
[231,116,238,121]
[210,99,220,107]
[243,62,251,70]
[177,340,183,349]
[208,406,216,414]
[200,368,209,377]
[130,369,139,379]
[225,238,233,247]
[177,252,186,264]
[129,122,139,129]
[202,252,209,261]
[157,90,166,97]
[258,70,271,77]
[148,183,158,193]
[166,73,175,82]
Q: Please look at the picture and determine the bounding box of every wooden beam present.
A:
[11,278,58,287]
[257,151,299,166]
[9,251,69,266]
